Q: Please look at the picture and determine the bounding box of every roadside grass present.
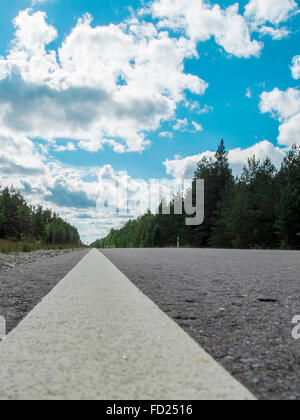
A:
[0,239,85,254]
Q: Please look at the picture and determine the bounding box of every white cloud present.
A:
[260,88,300,120]
[0,133,111,243]
[192,121,203,132]
[277,113,300,147]
[291,55,300,79]
[173,118,203,133]
[147,0,262,58]
[184,101,213,115]
[164,140,286,180]
[227,140,286,172]
[198,104,213,114]
[258,26,290,40]
[53,142,76,152]
[0,9,207,153]
[173,118,189,131]
[260,87,300,146]
[245,0,298,26]
[159,131,174,138]
[0,7,210,243]
[144,0,299,58]
[0,133,46,176]
[246,87,252,98]
[0,138,99,210]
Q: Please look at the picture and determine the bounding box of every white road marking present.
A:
[0,249,255,400]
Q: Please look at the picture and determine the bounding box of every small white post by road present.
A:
[0,250,255,400]
[177,236,180,248]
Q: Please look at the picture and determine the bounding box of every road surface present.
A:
[0,249,89,333]
[0,250,254,400]
[102,248,300,400]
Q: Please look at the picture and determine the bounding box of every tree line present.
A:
[0,187,80,245]
[92,141,300,250]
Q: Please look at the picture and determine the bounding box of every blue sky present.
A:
[0,0,299,242]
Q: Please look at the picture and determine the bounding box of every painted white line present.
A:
[0,249,255,400]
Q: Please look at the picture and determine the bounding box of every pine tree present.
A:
[188,140,233,246]
[275,145,300,249]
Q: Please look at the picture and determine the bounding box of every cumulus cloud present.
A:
[0,7,210,242]
[245,0,298,41]
[0,9,207,153]
[291,55,300,79]
[260,88,300,146]
[0,132,104,242]
[164,140,286,180]
[245,0,298,27]
[258,26,290,40]
[227,140,286,172]
[146,0,262,58]
[144,0,298,58]
[0,137,99,212]
[0,133,46,176]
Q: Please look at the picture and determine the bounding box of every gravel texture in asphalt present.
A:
[102,248,300,401]
[0,249,89,333]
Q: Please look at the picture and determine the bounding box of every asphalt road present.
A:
[102,248,300,400]
[0,249,89,334]
[0,250,254,400]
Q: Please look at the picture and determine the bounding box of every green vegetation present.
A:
[0,187,81,253]
[92,141,300,250]
[0,239,83,254]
